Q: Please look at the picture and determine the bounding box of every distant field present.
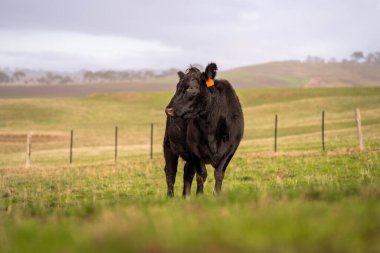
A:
[1,87,380,252]
[1,62,380,99]
[0,81,174,98]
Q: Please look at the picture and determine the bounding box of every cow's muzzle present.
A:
[165,107,175,117]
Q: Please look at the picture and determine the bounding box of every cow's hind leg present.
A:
[183,162,196,197]
[164,141,178,197]
[196,162,207,195]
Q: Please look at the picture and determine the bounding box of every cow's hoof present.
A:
[196,188,204,195]
[213,189,222,196]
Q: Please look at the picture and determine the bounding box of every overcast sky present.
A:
[1,0,380,71]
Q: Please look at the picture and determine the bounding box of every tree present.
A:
[373,52,380,64]
[60,76,72,85]
[83,71,95,82]
[305,56,325,64]
[36,77,47,85]
[0,71,10,83]
[13,71,26,81]
[365,53,375,63]
[350,51,364,63]
[364,51,380,64]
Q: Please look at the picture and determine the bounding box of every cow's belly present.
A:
[186,122,242,168]
[188,141,230,167]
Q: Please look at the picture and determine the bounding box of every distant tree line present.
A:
[0,68,179,85]
[0,71,73,85]
[82,68,178,83]
[305,51,380,64]
[0,70,31,84]
[36,72,73,85]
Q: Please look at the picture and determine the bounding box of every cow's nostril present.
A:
[165,108,175,116]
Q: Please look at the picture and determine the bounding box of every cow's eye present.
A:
[186,87,197,94]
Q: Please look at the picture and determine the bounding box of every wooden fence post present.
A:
[150,123,154,159]
[26,132,32,167]
[355,108,364,151]
[322,111,325,151]
[115,126,118,163]
[70,129,73,164]
[274,114,278,153]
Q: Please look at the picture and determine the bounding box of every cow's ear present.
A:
[202,63,217,88]
[178,71,185,80]
[205,63,217,80]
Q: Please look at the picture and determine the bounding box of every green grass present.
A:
[1,87,380,252]
[1,153,380,252]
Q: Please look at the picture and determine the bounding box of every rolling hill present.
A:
[130,61,380,89]
[219,61,380,88]
[134,61,380,88]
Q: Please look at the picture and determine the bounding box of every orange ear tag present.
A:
[206,79,214,87]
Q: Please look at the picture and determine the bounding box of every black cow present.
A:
[163,63,244,197]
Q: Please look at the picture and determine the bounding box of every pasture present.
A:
[1,87,380,252]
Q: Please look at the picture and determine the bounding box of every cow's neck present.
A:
[198,92,218,129]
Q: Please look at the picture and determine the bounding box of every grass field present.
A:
[1,87,380,252]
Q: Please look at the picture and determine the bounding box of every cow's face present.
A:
[165,63,217,119]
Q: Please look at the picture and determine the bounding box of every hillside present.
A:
[219,61,380,88]
[136,61,380,89]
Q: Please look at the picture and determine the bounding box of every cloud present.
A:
[238,10,260,23]
[0,0,379,71]
[0,29,181,70]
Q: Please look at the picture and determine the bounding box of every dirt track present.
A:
[0,82,174,98]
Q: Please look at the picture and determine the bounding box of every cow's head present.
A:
[165,63,217,119]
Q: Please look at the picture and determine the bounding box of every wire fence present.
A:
[0,108,375,168]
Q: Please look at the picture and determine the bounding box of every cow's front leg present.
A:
[213,169,225,195]
[213,153,235,195]
[164,141,178,197]
[196,162,207,195]
[183,162,195,198]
